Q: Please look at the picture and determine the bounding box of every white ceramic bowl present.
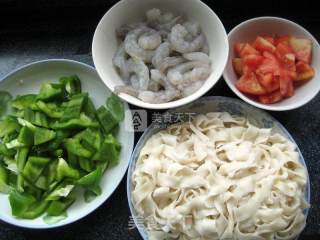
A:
[127,96,310,239]
[0,59,134,229]
[92,0,228,109]
[223,17,320,111]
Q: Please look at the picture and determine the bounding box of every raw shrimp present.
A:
[116,22,147,40]
[183,21,200,37]
[152,42,171,69]
[159,57,185,73]
[138,89,179,103]
[113,43,130,82]
[124,27,156,62]
[129,74,140,90]
[113,8,212,103]
[138,30,162,50]
[169,24,204,53]
[127,58,150,90]
[167,61,209,85]
[183,52,211,65]
[146,8,161,23]
[114,85,139,97]
[150,69,166,85]
[179,67,210,87]
[181,80,204,97]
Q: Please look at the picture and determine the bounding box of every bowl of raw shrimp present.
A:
[92,0,229,109]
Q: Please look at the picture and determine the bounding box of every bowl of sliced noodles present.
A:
[127,96,310,240]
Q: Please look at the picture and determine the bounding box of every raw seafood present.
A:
[114,8,211,103]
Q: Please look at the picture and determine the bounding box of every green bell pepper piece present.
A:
[11,94,38,110]
[0,117,20,138]
[60,94,87,121]
[16,147,29,192]
[77,167,102,187]
[45,181,74,201]
[37,83,62,101]
[9,189,36,217]
[22,156,51,182]
[17,126,34,146]
[47,196,75,216]
[56,158,80,181]
[99,134,121,167]
[64,138,92,158]
[59,75,81,96]
[96,106,118,134]
[19,200,49,219]
[34,127,56,145]
[23,108,49,128]
[0,164,10,193]
[36,101,63,119]
[78,157,93,172]
[106,94,124,122]
[83,98,96,120]
[0,143,16,156]
[51,113,99,130]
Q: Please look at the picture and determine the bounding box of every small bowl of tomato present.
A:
[223,16,320,111]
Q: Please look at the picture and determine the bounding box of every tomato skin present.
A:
[232,58,243,76]
[276,42,294,57]
[236,72,267,95]
[295,61,315,81]
[263,36,275,45]
[253,36,276,53]
[257,51,281,76]
[258,90,283,104]
[279,70,294,97]
[256,72,280,93]
[239,43,260,58]
[242,54,264,68]
[234,43,245,57]
[289,37,312,63]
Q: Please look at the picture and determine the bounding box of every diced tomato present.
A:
[295,61,315,81]
[263,36,275,45]
[256,72,280,93]
[275,35,290,46]
[232,58,243,76]
[243,65,254,75]
[257,51,281,76]
[289,37,312,63]
[242,54,264,68]
[239,43,260,58]
[276,42,294,57]
[258,90,283,104]
[253,36,276,53]
[236,72,267,95]
[234,43,245,57]
[275,43,296,72]
[279,70,294,97]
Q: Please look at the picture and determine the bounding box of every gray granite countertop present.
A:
[0,0,319,239]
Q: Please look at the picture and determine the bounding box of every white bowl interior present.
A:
[92,0,228,109]
[0,60,134,229]
[223,17,320,111]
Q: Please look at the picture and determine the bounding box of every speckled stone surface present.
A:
[0,0,319,239]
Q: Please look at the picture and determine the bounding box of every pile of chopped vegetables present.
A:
[0,75,124,222]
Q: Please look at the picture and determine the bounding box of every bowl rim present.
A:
[0,59,135,229]
[126,96,311,239]
[223,16,320,111]
[92,0,229,110]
